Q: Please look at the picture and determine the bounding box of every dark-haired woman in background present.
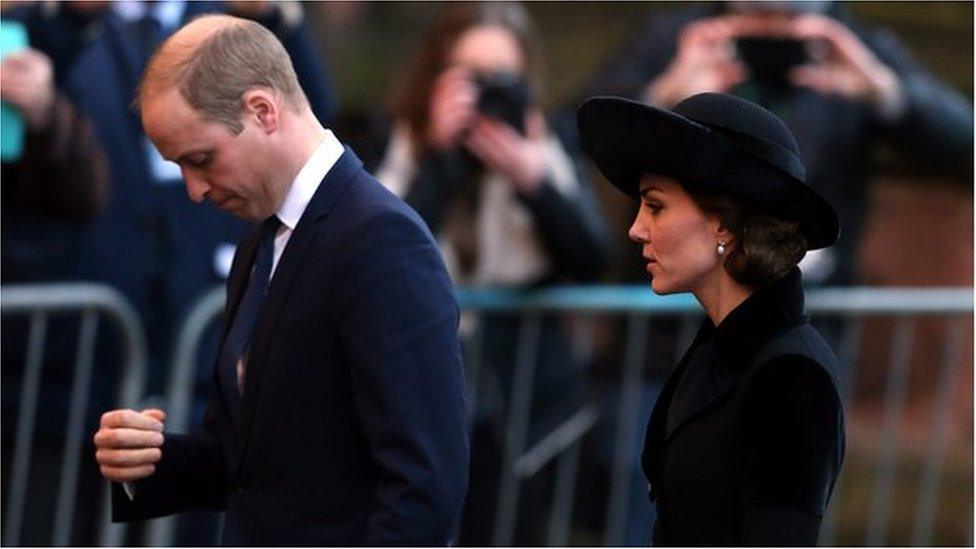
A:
[578,93,845,545]
[376,2,608,287]
[373,2,610,544]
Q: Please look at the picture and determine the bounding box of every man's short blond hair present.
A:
[139,14,308,134]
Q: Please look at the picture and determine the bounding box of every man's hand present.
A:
[788,14,903,115]
[0,48,56,132]
[93,409,166,483]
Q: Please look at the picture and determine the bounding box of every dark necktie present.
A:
[219,216,281,396]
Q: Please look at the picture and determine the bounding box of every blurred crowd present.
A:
[0,0,971,545]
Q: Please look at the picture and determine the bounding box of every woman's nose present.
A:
[628,214,649,244]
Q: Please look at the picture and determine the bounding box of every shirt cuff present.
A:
[122,482,136,500]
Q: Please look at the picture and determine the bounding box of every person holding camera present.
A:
[373,2,611,544]
[585,1,972,287]
[378,3,609,286]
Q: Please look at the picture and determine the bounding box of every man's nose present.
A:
[183,171,209,203]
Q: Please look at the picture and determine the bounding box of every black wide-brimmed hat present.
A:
[577,93,839,249]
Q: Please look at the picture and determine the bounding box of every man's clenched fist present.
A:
[93,408,166,482]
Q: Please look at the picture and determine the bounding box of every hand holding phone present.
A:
[735,37,811,89]
[0,21,29,162]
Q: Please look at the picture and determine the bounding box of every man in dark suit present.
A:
[92,14,469,545]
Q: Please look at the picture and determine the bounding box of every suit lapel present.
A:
[641,321,740,486]
[233,148,364,479]
[103,15,145,95]
[662,346,738,446]
[642,356,687,492]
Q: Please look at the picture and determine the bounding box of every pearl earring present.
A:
[717,241,726,256]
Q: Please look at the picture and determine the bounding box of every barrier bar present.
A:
[3,313,49,546]
[604,314,650,546]
[865,318,916,545]
[911,318,966,545]
[53,311,99,546]
[492,314,541,546]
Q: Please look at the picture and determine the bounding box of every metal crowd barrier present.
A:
[158,284,972,546]
[456,285,973,546]
[1,282,972,546]
[0,283,149,547]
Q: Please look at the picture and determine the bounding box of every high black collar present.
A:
[702,267,808,368]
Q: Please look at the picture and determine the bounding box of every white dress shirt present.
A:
[269,130,345,279]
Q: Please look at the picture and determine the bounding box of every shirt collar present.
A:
[275,130,344,231]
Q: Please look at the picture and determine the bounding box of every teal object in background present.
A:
[1,21,28,162]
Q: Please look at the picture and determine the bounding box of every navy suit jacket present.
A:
[113,150,470,545]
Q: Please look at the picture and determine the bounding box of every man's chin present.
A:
[217,200,258,221]
[233,210,265,222]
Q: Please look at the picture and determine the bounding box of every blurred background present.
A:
[0,1,971,546]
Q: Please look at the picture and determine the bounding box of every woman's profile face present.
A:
[449,25,525,75]
[629,175,724,295]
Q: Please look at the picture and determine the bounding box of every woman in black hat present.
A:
[578,93,845,545]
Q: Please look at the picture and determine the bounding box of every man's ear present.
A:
[242,88,279,133]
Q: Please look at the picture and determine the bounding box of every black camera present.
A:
[473,71,531,134]
[735,37,811,89]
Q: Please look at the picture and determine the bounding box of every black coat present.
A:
[642,269,845,545]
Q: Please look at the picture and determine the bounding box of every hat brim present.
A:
[577,96,839,250]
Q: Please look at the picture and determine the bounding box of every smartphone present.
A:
[735,37,810,89]
[1,21,29,162]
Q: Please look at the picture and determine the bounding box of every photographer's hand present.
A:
[427,67,478,151]
[0,48,55,132]
[463,112,548,196]
[646,15,752,108]
[788,14,904,117]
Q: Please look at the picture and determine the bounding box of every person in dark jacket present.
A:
[0,45,110,546]
[372,3,611,544]
[578,92,845,545]
[1,47,109,283]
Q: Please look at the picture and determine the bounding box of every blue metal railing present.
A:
[1,283,971,546]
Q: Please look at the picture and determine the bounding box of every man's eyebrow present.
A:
[174,149,210,163]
